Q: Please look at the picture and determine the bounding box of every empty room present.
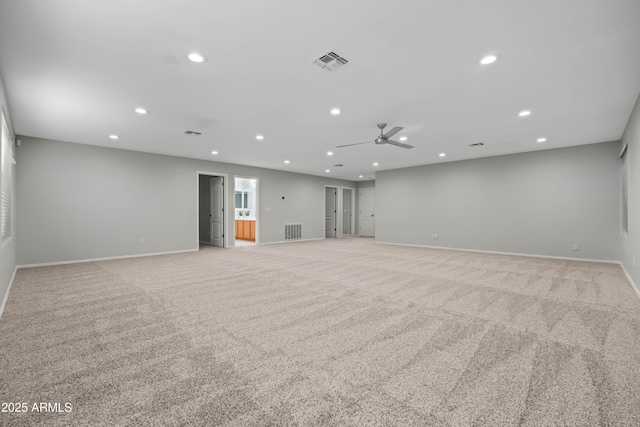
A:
[1,1,640,425]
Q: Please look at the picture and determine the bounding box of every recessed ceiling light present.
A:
[518,110,531,117]
[211,150,218,155]
[109,134,119,140]
[537,137,547,143]
[256,134,264,140]
[399,136,407,141]
[439,153,446,157]
[188,53,206,63]
[284,160,290,164]
[134,107,148,114]
[327,151,333,156]
[480,55,497,65]
[330,108,341,116]
[358,175,363,178]
[325,169,330,173]
[373,162,379,166]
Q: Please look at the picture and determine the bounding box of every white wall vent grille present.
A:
[311,50,349,72]
[284,223,302,240]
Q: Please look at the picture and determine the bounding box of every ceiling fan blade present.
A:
[336,141,373,148]
[386,140,414,149]
[382,126,403,139]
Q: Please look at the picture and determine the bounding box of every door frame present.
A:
[341,187,356,236]
[234,175,260,246]
[209,176,224,247]
[196,171,229,248]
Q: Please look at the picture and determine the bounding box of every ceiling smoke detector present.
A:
[184,130,202,135]
[311,50,349,72]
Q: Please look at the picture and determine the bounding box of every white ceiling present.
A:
[1,0,639,181]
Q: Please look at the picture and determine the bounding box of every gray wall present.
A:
[620,94,640,291]
[16,136,357,265]
[357,180,375,189]
[376,141,622,261]
[0,75,16,315]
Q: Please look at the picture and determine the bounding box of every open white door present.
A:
[359,187,375,237]
[325,187,337,238]
[342,188,354,235]
[210,176,224,247]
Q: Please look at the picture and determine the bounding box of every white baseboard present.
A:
[620,263,640,301]
[17,248,199,269]
[375,240,620,264]
[0,265,18,319]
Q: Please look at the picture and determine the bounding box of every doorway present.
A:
[359,187,375,237]
[342,187,355,235]
[325,186,337,238]
[197,172,227,248]
[234,177,258,246]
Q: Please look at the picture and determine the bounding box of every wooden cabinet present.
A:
[235,220,255,241]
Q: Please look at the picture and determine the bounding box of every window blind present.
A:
[621,145,629,236]
[1,111,13,240]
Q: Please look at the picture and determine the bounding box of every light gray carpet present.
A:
[1,237,640,426]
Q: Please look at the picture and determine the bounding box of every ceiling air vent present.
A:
[311,50,349,72]
[184,130,202,135]
[469,142,484,147]
[334,164,344,167]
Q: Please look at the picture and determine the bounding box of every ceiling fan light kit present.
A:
[337,123,414,149]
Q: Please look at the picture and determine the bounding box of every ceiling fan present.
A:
[337,123,414,149]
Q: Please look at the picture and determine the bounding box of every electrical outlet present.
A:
[433,233,438,239]
[573,244,579,251]
[139,238,144,245]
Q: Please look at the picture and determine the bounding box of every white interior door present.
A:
[325,187,337,238]
[359,187,375,237]
[342,188,352,235]
[210,176,224,247]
